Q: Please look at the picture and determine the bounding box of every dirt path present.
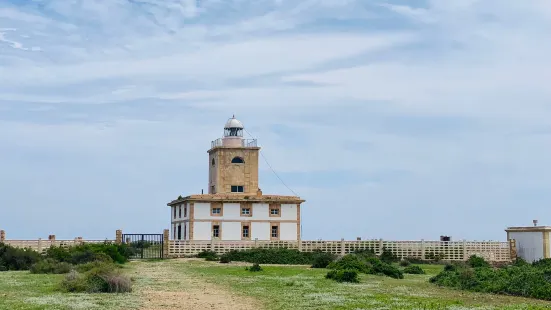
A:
[132,260,261,310]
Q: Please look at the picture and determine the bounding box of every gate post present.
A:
[116,230,122,245]
[163,229,169,258]
[0,230,5,242]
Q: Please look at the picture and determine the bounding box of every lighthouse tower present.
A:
[208,116,260,195]
[167,116,304,242]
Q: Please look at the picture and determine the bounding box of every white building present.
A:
[506,223,551,262]
[168,116,305,241]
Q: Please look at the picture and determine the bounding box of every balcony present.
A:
[211,138,257,149]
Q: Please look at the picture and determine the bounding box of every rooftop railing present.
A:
[211,138,257,148]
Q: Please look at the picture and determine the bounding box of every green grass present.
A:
[179,260,551,310]
[3,259,551,309]
[0,268,140,310]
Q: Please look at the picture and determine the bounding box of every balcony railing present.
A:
[211,138,257,148]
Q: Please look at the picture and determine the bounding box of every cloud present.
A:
[0,0,550,241]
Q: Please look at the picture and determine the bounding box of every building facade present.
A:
[168,116,305,241]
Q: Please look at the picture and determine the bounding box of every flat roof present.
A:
[505,226,551,232]
[167,193,305,206]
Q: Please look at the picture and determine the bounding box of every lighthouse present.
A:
[167,116,305,241]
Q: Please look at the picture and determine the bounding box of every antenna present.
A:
[533,219,538,227]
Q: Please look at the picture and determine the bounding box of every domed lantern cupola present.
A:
[222,115,244,147]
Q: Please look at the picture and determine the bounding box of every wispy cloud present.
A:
[0,0,550,240]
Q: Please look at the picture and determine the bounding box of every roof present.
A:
[224,117,244,129]
[505,226,551,232]
[167,193,305,206]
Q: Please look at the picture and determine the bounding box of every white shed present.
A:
[506,225,551,263]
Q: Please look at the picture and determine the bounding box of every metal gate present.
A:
[122,234,164,259]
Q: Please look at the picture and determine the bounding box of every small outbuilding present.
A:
[506,221,551,263]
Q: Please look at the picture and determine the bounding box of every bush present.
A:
[221,248,315,265]
[246,263,263,272]
[197,250,218,261]
[0,243,42,271]
[311,252,336,268]
[379,247,399,263]
[399,260,411,267]
[30,258,72,274]
[430,260,551,301]
[325,269,359,283]
[403,265,425,275]
[328,254,403,279]
[46,243,131,265]
[61,263,131,293]
[219,255,231,264]
[466,255,490,268]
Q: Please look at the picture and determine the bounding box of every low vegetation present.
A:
[403,265,425,274]
[431,255,551,301]
[0,242,133,294]
[245,263,263,272]
[328,253,404,279]
[325,269,359,283]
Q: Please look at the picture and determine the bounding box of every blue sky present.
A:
[1,0,550,241]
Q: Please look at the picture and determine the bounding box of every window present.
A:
[271,226,279,238]
[173,206,176,218]
[241,208,251,215]
[212,158,215,166]
[242,225,249,238]
[269,204,281,217]
[179,206,182,218]
[184,206,187,217]
[213,225,220,238]
[231,185,244,193]
[211,203,223,216]
[211,185,215,193]
[177,225,182,240]
[231,157,244,164]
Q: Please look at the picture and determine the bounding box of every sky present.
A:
[1,0,550,241]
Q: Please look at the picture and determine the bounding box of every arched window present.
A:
[211,158,215,166]
[231,157,244,164]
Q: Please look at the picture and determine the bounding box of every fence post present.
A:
[254,238,258,248]
[298,240,303,252]
[462,239,467,260]
[0,230,5,242]
[420,239,425,260]
[378,238,384,255]
[509,239,517,260]
[340,238,345,256]
[163,229,169,258]
[115,230,122,245]
[210,237,215,251]
[37,238,43,253]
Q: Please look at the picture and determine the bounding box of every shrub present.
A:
[246,263,263,272]
[466,255,490,268]
[399,260,411,267]
[379,247,399,263]
[403,265,425,275]
[532,258,551,269]
[444,263,457,272]
[311,252,336,268]
[430,261,551,301]
[325,269,359,283]
[197,250,218,261]
[46,243,130,265]
[61,263,131,293]
[425,251,446,262]
[328,254,403,279]
[30,258,72,274]
[219,255,231,264]
[0,243,42,271]
[221,248,315,265]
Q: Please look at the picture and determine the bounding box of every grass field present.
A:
[2,259,551,309]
